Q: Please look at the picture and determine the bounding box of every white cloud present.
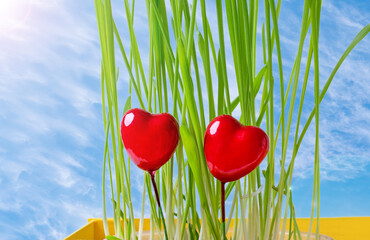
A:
[0,0,104,239]
[257,0,370,182]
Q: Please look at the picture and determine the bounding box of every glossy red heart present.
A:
[121,108,179,172]
[204,115,269,182]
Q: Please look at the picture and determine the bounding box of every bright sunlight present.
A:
[0,0,32,33]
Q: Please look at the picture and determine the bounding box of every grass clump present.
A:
[94,0,369,239]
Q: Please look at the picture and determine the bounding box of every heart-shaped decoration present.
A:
[121,108,179,172]
[204,115,269,182]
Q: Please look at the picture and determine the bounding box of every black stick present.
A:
[149,171,168,240]
[221,181,226,240]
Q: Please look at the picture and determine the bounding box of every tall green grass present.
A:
[94,0,369,239]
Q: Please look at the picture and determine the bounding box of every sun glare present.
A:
[0,0,32,33]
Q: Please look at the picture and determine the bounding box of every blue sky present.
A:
[0,0,369,239]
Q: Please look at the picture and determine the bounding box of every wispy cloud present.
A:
[0,0,104,239]
[284,0,370,181]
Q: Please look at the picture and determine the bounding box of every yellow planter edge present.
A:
[64,217,370,240]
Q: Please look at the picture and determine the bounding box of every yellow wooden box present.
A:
[64,217,370,240]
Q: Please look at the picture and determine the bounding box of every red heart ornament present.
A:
[121,108,179,172]
[204,115,269,182]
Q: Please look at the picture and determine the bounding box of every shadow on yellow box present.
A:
[64,217,370,240]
